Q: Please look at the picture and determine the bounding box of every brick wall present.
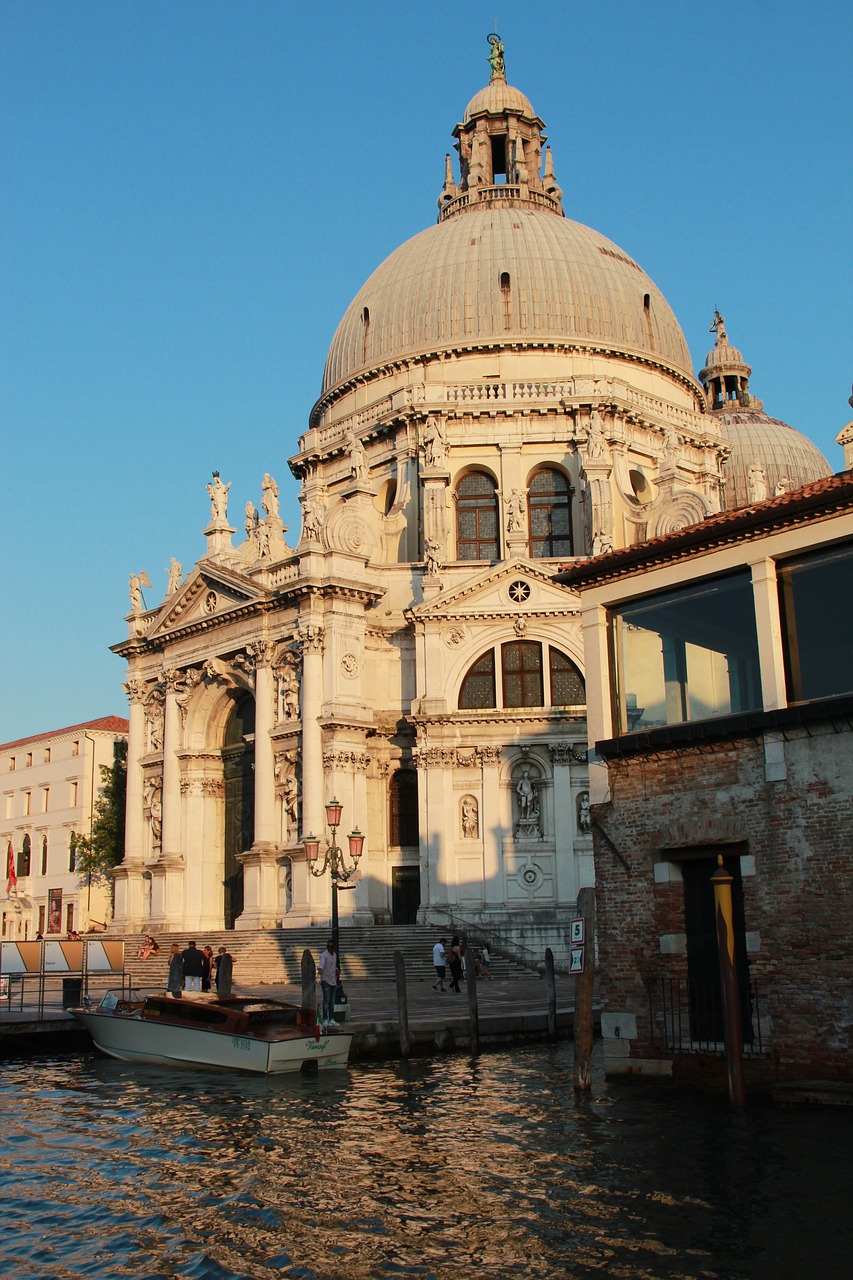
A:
[593,718,853,1088]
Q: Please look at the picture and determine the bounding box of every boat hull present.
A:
[73,1009,352,1074]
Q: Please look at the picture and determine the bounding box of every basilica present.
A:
[111,42,832,960]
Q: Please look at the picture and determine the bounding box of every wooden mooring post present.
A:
[465,945,480,1055]
[301,949,316,1015]
[545,947,557,1038]
[394,950,412,1057]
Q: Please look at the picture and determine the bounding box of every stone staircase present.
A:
[120,926,539,990]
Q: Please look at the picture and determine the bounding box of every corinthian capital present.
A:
[124,678,147,704]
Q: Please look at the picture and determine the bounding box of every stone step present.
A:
[120,926,536,988]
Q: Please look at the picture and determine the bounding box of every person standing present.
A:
[448,936,463,993]
[167,944,183,998]
[317,940,339,1028]
[201,945,215,992]
[432,938,447,991]
[181,940,205,993]
[214,947,234,997]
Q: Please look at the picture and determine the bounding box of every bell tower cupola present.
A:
[436,33,564,221]
[699,310,757,413]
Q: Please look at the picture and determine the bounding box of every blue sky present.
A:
[2,1,851,743]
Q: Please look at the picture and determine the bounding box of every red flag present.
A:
[6,841,17,896]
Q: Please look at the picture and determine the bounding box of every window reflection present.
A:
[612,572,762,733]
[778,543,853,703]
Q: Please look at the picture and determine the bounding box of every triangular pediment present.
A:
[410,557,580,622]
[146,564,265,639]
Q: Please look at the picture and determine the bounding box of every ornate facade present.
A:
[111,45,831,960]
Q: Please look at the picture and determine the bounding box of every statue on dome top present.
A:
[487,33,505,80]
[710,309,728,345]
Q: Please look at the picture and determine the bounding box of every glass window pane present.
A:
[611,572,761,733]
[778,543,853,702]
[457,472,499,560]
[528,467,573,559]
[459,651,497,709]
[502,642,544,707]
[549,648,586,705]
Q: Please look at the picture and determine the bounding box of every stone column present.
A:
[235,643,279,929]
[123,678,147,864]
[299,622,325,839]
[751,558,787,711]
[549,742,580,905]
[297,621,325,924]
[161,672,184,861]
[252,645,277,850]
[480,747,503,906]
[580,603,612,806]
[113,678,149,928]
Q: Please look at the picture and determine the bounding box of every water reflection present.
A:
[0,1045,850,1279]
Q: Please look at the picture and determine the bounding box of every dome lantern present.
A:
[698,310,754,412]
[438,33,564,222]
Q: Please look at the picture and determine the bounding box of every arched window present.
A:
[549,648,586,705]
[458,644,585,710]
[41,836,48,876]
[18,835,31,877]
[68,834,77,873]
[528,468,573,558]
[459,650,497,709]
[389,770,419,847]
[456,472,499,561]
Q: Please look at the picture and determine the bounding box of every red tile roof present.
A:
[557,470,853,590]
[0,716,129,753]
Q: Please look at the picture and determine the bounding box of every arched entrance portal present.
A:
[222,694,254,929]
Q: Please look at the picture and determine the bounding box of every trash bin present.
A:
[62,978,83,1008]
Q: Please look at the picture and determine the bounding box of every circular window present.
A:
[204,591,217,613]
[508,580,531,604]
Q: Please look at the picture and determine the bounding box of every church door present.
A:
[391,866,421,925]
[222,695,255,929]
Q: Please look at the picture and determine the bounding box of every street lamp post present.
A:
[303,800,364,1002]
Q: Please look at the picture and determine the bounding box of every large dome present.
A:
[321,206,694,398]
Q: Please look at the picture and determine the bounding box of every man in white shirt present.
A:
[318,940,339,1027]
[432,939,447,991]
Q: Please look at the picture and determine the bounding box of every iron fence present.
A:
[648,975,765,1055]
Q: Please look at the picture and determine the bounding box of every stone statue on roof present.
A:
[710,309,728,344]
[487,33,505,80]
[206,471,231,522]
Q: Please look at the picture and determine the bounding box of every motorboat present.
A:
[72,991,352,1074]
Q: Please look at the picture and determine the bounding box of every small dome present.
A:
[701,339,749,376]
[718,411,832,508]
[698,313,832,507]
[463,80,536,123]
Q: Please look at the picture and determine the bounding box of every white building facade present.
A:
[1,717,129,939]
[110,48,830,962]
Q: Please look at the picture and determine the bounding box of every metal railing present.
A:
[424,909,576,975]
[647,976,765,1055]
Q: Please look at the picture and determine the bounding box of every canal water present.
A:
[0,1043,850,1280]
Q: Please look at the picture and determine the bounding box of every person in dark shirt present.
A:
[215,947,234,997]
[181,940,205,993]
[167,943,183,998]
